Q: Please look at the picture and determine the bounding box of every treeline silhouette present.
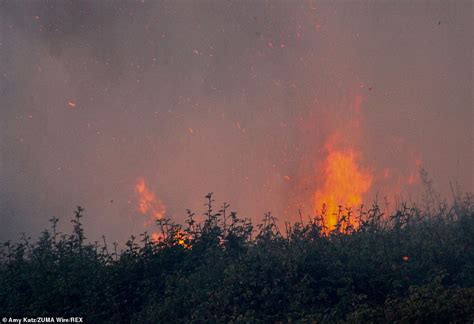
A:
[1,192,473,323]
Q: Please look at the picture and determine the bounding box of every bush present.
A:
[1,193,473,323]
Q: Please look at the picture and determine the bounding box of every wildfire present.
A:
[134,178,191,248]
[134,177,166,221]
[314,140,372,231]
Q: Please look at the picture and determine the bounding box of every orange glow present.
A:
[68,101,76,108]
[174,230,190,248]
[314,141,372,232]
[150,232,164,242]
[134,178,190,248]
[150,230,190,248]
[135,177,166,220]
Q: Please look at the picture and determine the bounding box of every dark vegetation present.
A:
[1,190,473,323]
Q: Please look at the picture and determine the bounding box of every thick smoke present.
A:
[1,0,472,243]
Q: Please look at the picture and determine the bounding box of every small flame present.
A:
[135,177,166,220]
[175,230,190,248]
[150,230,190,248]
[134,178,190,248]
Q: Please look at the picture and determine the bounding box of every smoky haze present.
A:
[1,0,472,244]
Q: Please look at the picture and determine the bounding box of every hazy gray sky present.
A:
[1,0,472,243]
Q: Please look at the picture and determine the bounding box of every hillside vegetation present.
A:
[1,192,473,323]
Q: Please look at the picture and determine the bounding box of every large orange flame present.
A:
[314,141,372,231]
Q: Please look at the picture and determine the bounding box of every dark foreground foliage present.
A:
[1,193,473,323]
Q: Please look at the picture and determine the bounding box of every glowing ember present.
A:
[314,142,372,231]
